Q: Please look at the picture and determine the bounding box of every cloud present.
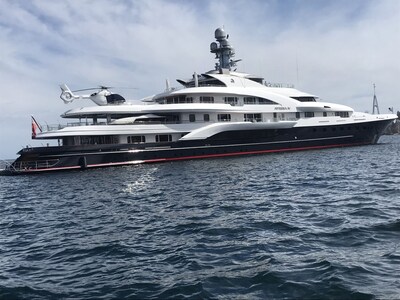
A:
[0,0,399,158]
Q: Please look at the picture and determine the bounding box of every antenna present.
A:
[372,83,380,114]
[296,52,299,88]
[165,79,170,91]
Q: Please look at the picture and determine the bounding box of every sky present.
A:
[0,0,399,159]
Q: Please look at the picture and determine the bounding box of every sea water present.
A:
[0,135,399,299]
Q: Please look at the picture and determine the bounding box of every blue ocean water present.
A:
[0,135,399,299]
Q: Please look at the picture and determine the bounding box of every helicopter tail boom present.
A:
[60,84,76,103]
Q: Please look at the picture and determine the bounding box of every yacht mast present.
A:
[210,27,241,72]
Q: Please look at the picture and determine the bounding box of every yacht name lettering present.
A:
[274,107,290,110]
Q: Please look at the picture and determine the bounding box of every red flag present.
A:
[31,116,42,139]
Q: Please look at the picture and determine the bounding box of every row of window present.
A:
[294,112,349,119]
[189,114,231,122]
[166,96,193,104]
[190,113,259,122]
[127,135,172,143]
[187,111,350,122]
[160,96,352,113]
[244,97,276,105]
[162,95,277,105]
[63,136,119,146]
[65,122,372,147]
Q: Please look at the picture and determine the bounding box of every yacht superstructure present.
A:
[2,28,396,174]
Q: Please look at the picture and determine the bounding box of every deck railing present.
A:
[42,121,183,132]
[9,159,60,171]
[43,122,108,132]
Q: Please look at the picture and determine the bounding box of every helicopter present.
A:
[60,84,126,106]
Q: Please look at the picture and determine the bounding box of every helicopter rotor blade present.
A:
[71,86,137,93]
[113,87,138,90]
[98,85,113,90]
[72,87,100,93]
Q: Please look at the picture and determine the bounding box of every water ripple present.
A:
[0,136,399,299]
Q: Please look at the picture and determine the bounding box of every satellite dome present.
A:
[215,28,227,40]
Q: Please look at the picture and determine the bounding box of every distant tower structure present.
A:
[372,83,380,114]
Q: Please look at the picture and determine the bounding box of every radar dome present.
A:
[215,28,227,40]
[220,39,231,48]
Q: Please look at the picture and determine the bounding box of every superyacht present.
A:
[2,28,396,174]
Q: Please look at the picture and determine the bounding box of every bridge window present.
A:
[295,112,300,119]
[291,96,316,102]
[189,114,196,122]
[204,114,210,122]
